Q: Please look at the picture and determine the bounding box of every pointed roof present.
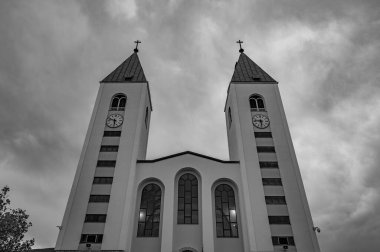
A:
[101,52,147,82]
[231,52,277,83]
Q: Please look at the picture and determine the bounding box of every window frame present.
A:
[262,178,283,186]
[228,107,232,128]
[259,161,279,168]
[257,146,276,153]
[103,131,121,137]
[177,173,199,224]
[265,196,287,205]
[249,94,266,111]
[110,93,127,111]
[254,132,272,138]
[84,214,107,223]
[214,183,239,238]
[268,216,291,224]
[136,182,163,237]
[89,195,110,203]
[272,236,295,246]
[145,107,149,129]
[93,177,113,184]
[96,160,116,167]
[80,234,103,244]
[100,145,119,152]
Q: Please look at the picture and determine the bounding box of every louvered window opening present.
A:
[89,195,110,202]
[100,145,119,152]
[268,216,290,224]
[85,214,107,223]
[257,146,276,153]
[262,178,282,186]
[93,177,113,184]
[103,131,121,137]
[272,236,295,246]
[265,196,287,205]
[80,234,103,243]
[97,160,116,167]
[254,132,272,138]
[259,162,279,168]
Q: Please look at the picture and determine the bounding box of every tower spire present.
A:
[101,42,147,82]
[236,40,244,53]
[231,51,277,83]
[134,40,141,53]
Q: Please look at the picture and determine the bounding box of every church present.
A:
[54,42,320,252]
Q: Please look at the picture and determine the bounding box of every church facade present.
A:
[54,46,320,252]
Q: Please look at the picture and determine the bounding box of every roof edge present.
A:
[100,80,148,83]
[229,81,279,84]
[137,151,239,164]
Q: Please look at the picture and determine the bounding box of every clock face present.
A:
[252,114,270,129]
[106,114,124,128]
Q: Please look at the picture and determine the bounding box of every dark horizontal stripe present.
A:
[259,162,279,168]
[254,132,272,138]
[257,146,276,153]
[103,131,121,137]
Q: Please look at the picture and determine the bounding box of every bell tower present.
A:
[225,43,320,251]
[55,44,152,251]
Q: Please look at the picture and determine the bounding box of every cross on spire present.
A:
[236,40,244,53]
[134,40,141,53]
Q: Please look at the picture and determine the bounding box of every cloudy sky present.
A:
[0,0,379,251]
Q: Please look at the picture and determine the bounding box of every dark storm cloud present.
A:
[0,0,379,250]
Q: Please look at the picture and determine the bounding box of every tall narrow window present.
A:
[145,107,149,129]
[110,94,127,111]
[249,94,265,111]
[178,173,198,224]
[228,107,232,128]
[215,184,238,237]
[137,183,162,237]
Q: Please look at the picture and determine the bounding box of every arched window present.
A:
[215,184,238,237]
[137,183,161,237]
[110,94,127,111]
[178,173,198,224]
[249,94,265,111]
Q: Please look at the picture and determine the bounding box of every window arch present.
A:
[249,94,265,111]
[137,183,162,237]
[178,173,198,224]
[110,93,127,111]
[215,184,238,237]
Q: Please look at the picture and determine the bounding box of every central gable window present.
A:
[178,173,198,224]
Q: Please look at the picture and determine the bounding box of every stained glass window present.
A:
[178,173,198,224]
[215,184,238,237]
